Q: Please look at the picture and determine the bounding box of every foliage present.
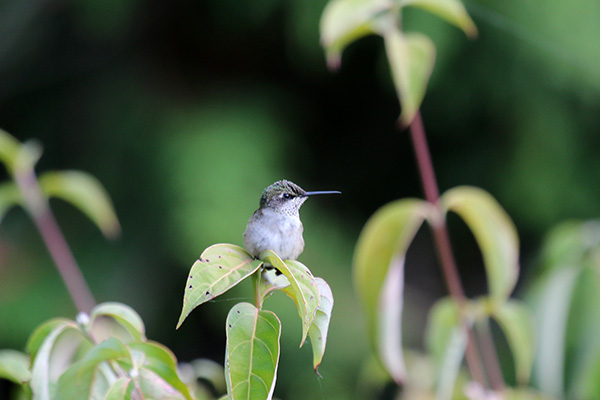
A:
[177,244,334,399]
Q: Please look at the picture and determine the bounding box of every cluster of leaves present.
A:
[0,303,224,399]
[177,244,334,400]
[353,187,533,391]
[320,0,477,125]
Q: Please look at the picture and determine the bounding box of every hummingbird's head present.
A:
[258,180,341,216]
[259,180,308,216]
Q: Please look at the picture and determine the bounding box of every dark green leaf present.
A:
[178,244,263,328]
[225,302,281,400]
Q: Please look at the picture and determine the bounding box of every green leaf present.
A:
[377,255,406,384]
[0,128,22,173]
[492,300,535,384]
[354,198,430,350]
[400,0,477,38]
[441,186,519,302]
[128,341,193,400]
[320,0,392,69]
[136,368,188,400]
[0,181,22,225]
[225,303,281,400]
[56,337,130,400]
[29,320,85,400]
[425,297,466,400]
[260,251,319,346]
[178,244,263,328]
[384,30,436,126]
[308,278,334,374]
[105,377,134,400]
[90,302,146,342]
[38,170,121,239]
[0,349,31,384]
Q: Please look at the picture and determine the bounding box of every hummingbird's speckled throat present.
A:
[243,180,340,260]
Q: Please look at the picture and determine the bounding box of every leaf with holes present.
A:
[260,251,319,347]
[401,0,477,38]
[384,30,436,126]
[308,278,334,374]
[441,186,519,302]
[39,170,121,239]
[178,244,263,328]
[225,303,281,400]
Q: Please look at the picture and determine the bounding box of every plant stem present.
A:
[406,111,504,390]
[15,167,96,314]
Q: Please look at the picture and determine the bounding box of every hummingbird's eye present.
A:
[282,193,293,199]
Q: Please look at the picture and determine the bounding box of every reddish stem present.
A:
[15,168,96,314]
[407,111,504,390]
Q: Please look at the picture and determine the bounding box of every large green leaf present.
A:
[29,320,86,400]
[0,349,31,384]
[225,302,281,400]
[128,341,193,400]
[90,302,146,342]
[425,297,466,400]
[260,251,319,346]
[354,198,430,349]
[320,0,392,69]
[384,30,436,126]
[441,186,519,302]
[38,170,121,239]
[492,300,535,384]
[308,278,334,374]
[56,337,130,400]
[178,244,263,328]
[400,0,477,38]
[0,181,22,225]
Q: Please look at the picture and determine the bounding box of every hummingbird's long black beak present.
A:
[303,190,342,196]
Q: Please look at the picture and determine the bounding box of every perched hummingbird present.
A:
[243,180,341,260]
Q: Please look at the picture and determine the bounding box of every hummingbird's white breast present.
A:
[243,207,305,260]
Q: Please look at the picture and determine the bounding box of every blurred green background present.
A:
[1,0,600,398]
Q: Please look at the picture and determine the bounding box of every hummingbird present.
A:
[243,180,341,260]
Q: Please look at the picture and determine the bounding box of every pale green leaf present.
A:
[128,341,193,400]
[354,198,430,350]
[29,320,85,400]
[441,186,519,302]
[384,30,436,126]
[492,300,535,384]
[320,0,392,69]
[0,128,22,173]
[0,181,22,225]
[425,297,466,400]
[225,302,281,400]
[400,0,477,38]
[38,170,121,238]
[308,278,334,373]
[0,349,31,384]
[56,337,130,400]
[260,251,319,346]
[178,244,263,328]
[90,302,146,342]
[377,255,406,384]
[136,368,188,400]
[105,377,134,400]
